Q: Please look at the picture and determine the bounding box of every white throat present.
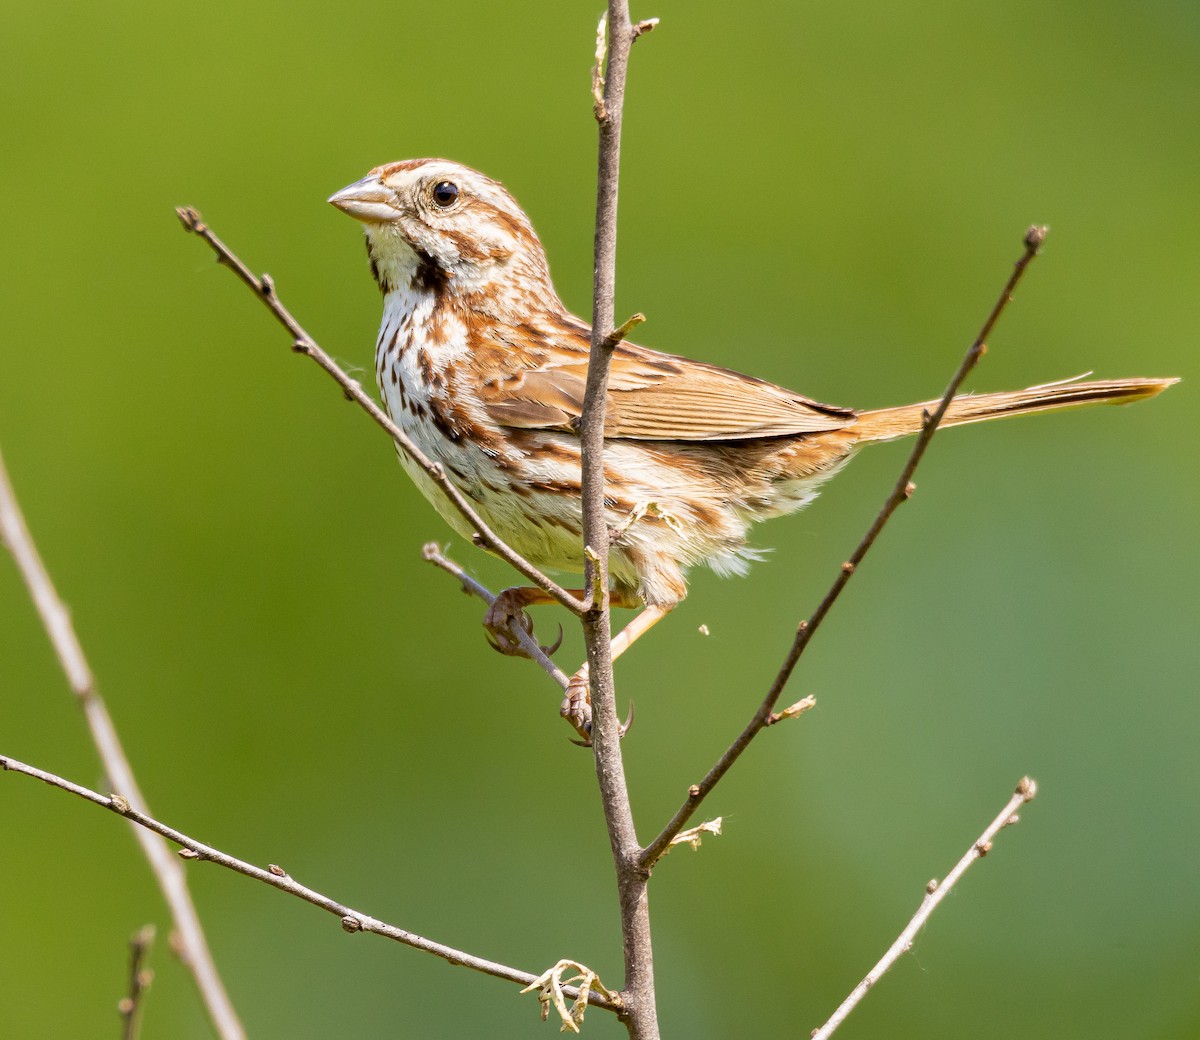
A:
[365,225,427,295]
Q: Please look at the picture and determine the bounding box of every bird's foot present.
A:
[561,673,634,747]
[561,673,593,741]
[483,588,561,658]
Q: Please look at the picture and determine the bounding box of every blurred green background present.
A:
[1,1,1196,1036]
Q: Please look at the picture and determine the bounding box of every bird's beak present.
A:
[327,174,400,223]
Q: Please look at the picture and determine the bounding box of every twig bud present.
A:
[666,817,723,853]
[768,694,817,725]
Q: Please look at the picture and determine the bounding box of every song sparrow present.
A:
[329,158,1174,733]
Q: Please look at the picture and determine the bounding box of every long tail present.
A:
[852,375,1178,443]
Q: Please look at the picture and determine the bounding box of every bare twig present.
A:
[422,543,570,689]
[175,207,584,619]
[0,447,246,1040]
[812,777,1039,1038]
[580,5,660,1039]
[605,311,646,349]
[642,227,1048,868]
[118,925,156,1040]
[0,753,621,1016]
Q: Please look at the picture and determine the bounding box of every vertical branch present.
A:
[0,446,247,1040]
[118,924,156,1040]
[579,6,660,1039]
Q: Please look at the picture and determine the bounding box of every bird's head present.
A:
[329,159,557,306]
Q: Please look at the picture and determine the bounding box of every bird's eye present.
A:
[431,181,459,208]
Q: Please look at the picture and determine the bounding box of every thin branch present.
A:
[812,777,1039,1039]
[642,227,1048,868]
[118,925,156,1040]
[0,447,247,1040]
[580,6,660,1040]
[0,753,620,1016]
[422,543,570,689]
[175,207,584,619]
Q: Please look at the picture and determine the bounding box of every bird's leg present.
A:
[561,603,672,742]
[483,586,639,657]
[483,586,669,741]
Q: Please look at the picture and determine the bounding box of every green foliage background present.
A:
[1,2,1196,1036]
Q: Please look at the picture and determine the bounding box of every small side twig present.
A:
[0,753,620,1016]
[175,207,584,619]
[605,311,646,349]
[0,447,246,1040]
[811,777,1039,1039]
[118,925,156,1040]
[642,227,1048,868]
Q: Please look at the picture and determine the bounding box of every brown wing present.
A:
[480,329,857,441]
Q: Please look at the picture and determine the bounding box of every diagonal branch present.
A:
[812,777,1039,1038]
[0,753,621,1015]
[0,446,247,1040]
[642,227,1048,868]
[175,207,585,619]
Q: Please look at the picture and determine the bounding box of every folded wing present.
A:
[480,337,857,442]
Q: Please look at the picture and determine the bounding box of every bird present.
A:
[329,158,1175,735]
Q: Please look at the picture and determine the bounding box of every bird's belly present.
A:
[380,374,591,573]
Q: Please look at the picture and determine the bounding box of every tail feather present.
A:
[852,376,1178,443]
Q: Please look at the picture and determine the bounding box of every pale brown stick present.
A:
[580,6,661,1039]
[812,778,1039,1038]
[0,446,247,1040]
[642,227,1048,868]
[0,753,620,1014]
[175,208,585,620]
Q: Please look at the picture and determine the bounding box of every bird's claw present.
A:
[483,591,538,657]
[483,611,534,656]
[563,678,634,747]
[562,674,592,743]
[483,592,563,658]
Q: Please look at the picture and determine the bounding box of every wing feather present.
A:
[479,326,857,441]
